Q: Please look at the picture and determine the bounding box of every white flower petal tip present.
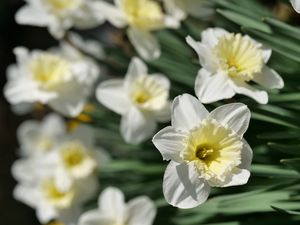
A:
[188,27,284,104]
[96,57,171,144]
[163,162,210,209]
[79,187,156,225]
[4,46,99,117]
[153,94,253,208]
[291,0,300,13]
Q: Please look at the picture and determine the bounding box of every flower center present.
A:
[60,141,88,169]
[36,136,54,152]
[120,0,164,31]
[42,178,75,208]
[195,144,214,160]
[181,119,243,186]
[129,75,168,111]
[214,33,264,81]
[47,0,82,11]
[29,53,71,90]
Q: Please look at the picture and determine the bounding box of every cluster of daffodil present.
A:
[5,0,300,225]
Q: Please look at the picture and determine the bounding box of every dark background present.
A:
[0,1,55,225]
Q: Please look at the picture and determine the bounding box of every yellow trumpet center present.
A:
[120,0,164,31]
[42,178,75,208]
[29,53,71,90]
[129,75,168,111]
[47,0,82,11]
[214,33,264,81]
[181,119,243,186]
[60,141,89,169]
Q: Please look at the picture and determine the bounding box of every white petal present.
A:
[221,168,251,188]
[220,140,253,187]
[127,27,161,61]
[163,161,211,209]
[230,80,268,104]
[13,184,39,208]
[41,113,66,137]
[240,140,253,170]
[291,0,300,13]
[96,79,130,115]
[262,49,272,63]
[195,69,235,104]
[152,101,171,122]
[253,66,284,89]
[54,167,73,192]
[163,0,187,20]
[127,196,156,225]
[15,4,50,27]
[172,94,209,131]
[201,27,228,48]
[49,81,88,117]
[36,204,57,224]
[99,187,126,224]
[186,36,218,71]
[79,210,115,225]
[121,106,157,144]
[124,57,148,88]
[4,77,56,104]
[208,103,250,136]
[92,1,127,28]
[70,124,94,147]
[150,73,171,90]
[152,126,186,162]
[48,18,68,39]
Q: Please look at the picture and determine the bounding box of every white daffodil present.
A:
[44,125,109,190]
[78,187,156,225]
[291,0,300,13]
[152,94,253,209]
[96,57,171,144]
[13,172,98,225]
[95,0,180,60]
[17,113,66,156]
[163,0,214,21]
[15,0,105,39]
[187,28,284,104]
[4,44,99,117]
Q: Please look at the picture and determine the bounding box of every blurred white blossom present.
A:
[78,187,156,225]
[15,0,105,39]
[152,94,253,209]
[17,113,66,157]
[12,118,109,224]
[187,28,284,104]
[95,0,180,60]
[4,43,99,117]
[291,0,300,13]
[96,57,171,144]
[163,0,214,21]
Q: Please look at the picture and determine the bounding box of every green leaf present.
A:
[251,164,299,178]
[216,9,271,33]
[271,206,300,215]
[268,143,300,156]
[263,17,300,41]
[281,158,300,173]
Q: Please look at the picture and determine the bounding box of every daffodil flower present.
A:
[163,0,214,21]
[187,28,284,104]
[96,57,171,144]
[95,0,180,60]
[13,173,98,224]
[17,113,66,156]
[15,0,105,39]
[152,94,253,209]
[78,187,156,225]
[4,44,99,117]
[291,0,300,13]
